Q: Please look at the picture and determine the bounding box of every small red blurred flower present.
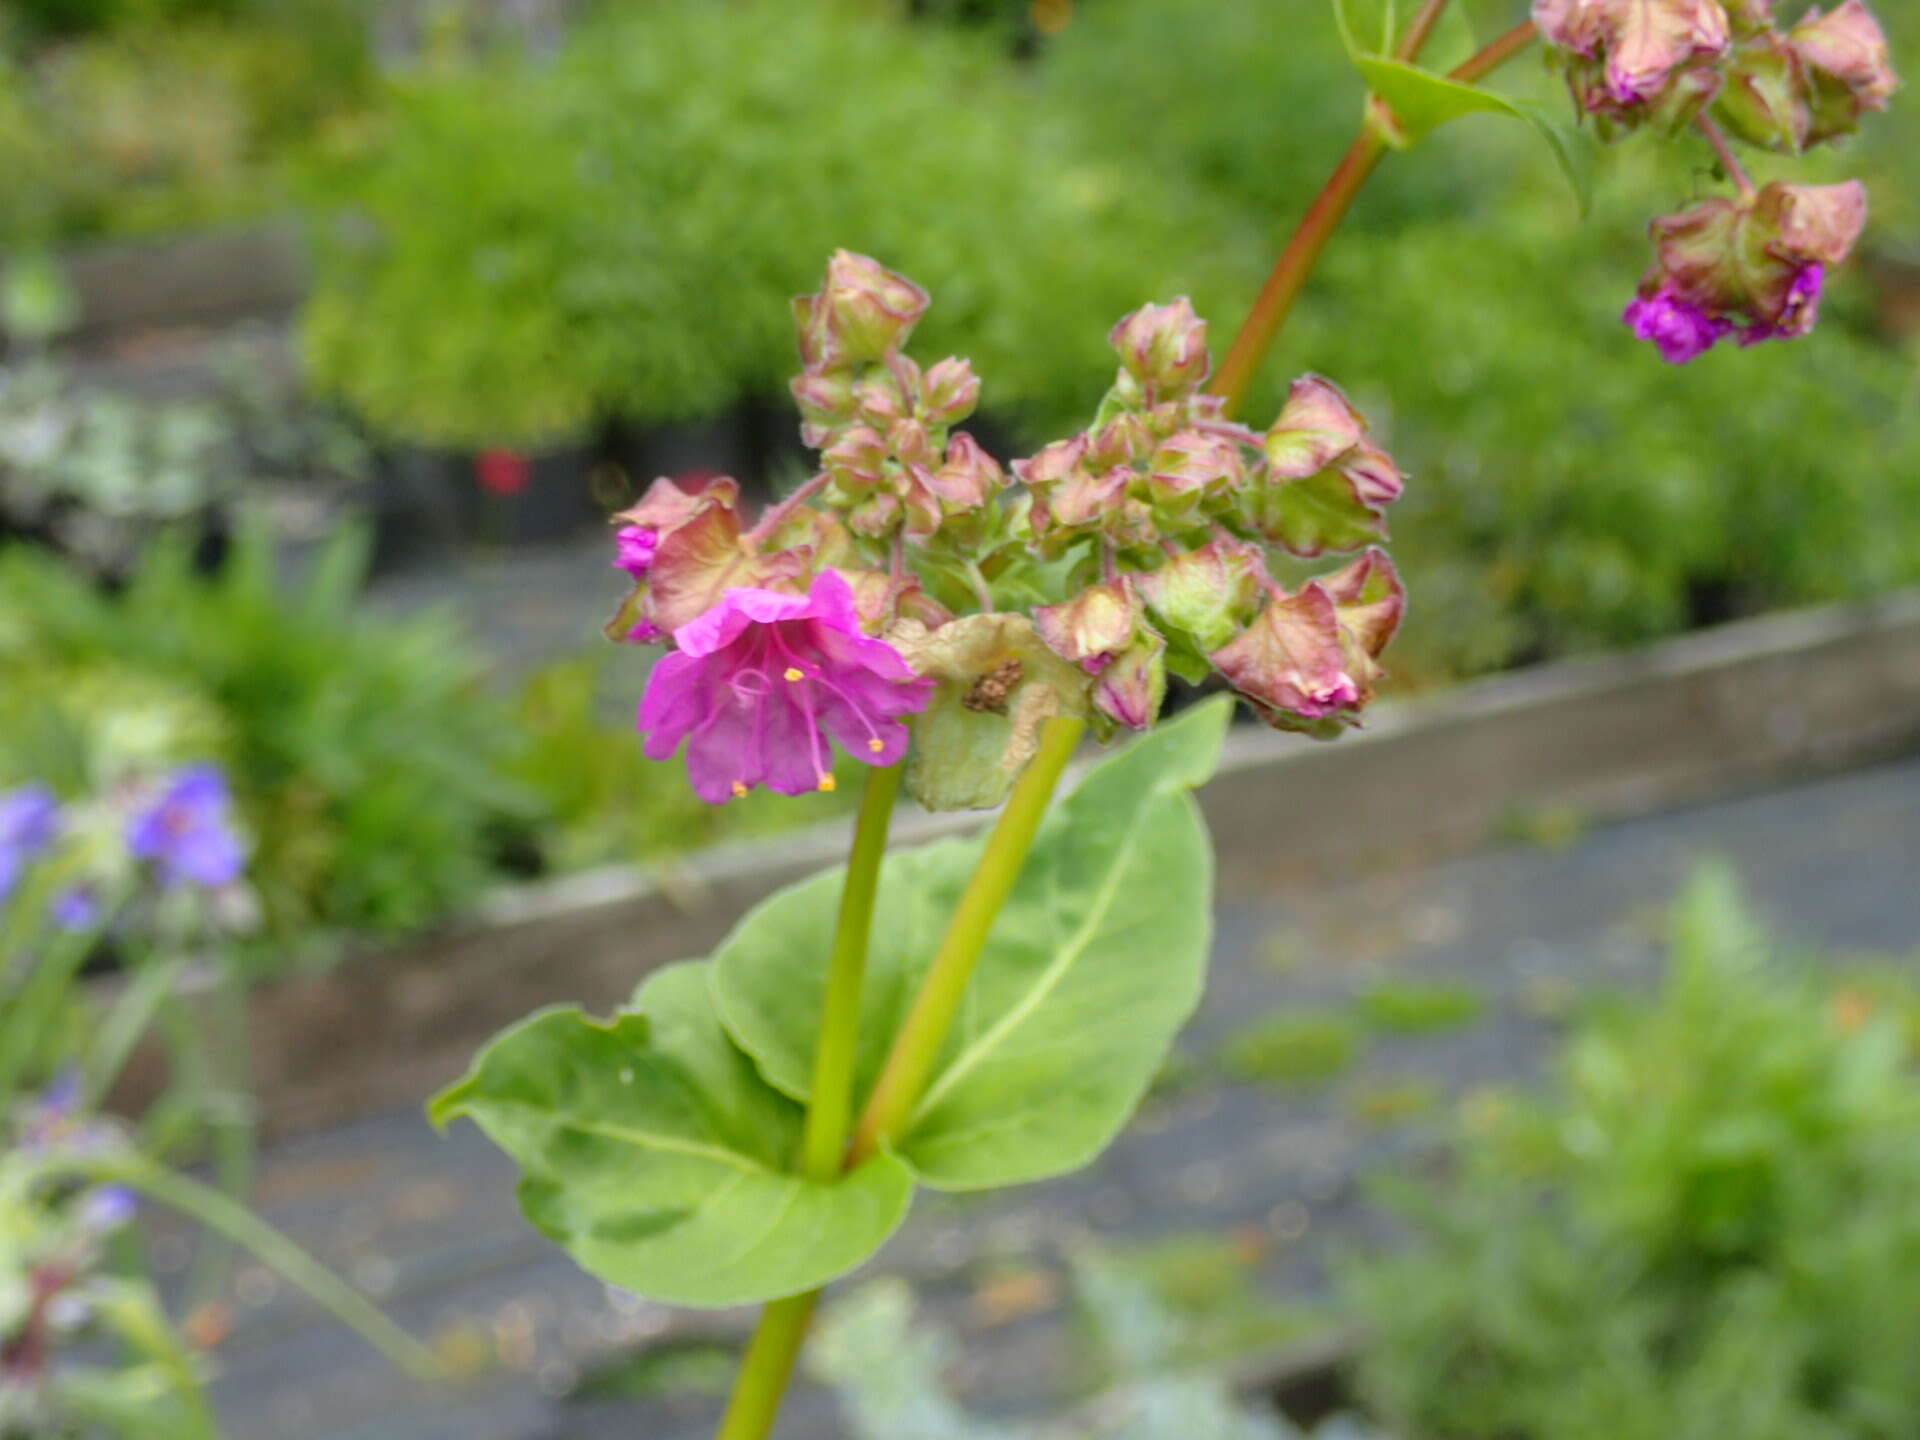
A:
[475,449,532,497]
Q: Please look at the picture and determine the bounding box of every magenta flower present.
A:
[613,524,659,578]
[1623,286,1735,363]
[1739,262,1825,345]
[637,571,932,803]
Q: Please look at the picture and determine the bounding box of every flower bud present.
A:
[823,425,889,493]
[1626,179,1868,359]
[855,365,917,432]
[1092,630,1167,732]
[920,357,982,428]
[1109,298,1210,400]
[613,524,659,578]
[1724,0,1773,34]
[1713,31,1811,152]
[793,251,930,370]
[1791,0,1898,146]
[1046,467,1132,533]
[1146,430,1245,521]
[886,417,937,470]
[1318,547,1407,666]
[928,432,1005,512]
[1249,377,1403,557]
[1034,578,1140,673]
[1535,0,1730,131]
[1136,538,1264,653]
[1012,434,1089,492]
[1086,413,1153,472]
[1210,584,1367,736]
[791,371,858,449]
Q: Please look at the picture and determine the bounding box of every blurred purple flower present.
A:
[48,887,99,932]
[126,766,244,889]
[0,783,61,903]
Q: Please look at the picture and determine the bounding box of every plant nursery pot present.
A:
[367,447,477,573]
[470,440,599,545]
[605,403,760,507]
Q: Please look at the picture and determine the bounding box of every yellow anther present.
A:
[731,780,748,798]
[818,774,837,792]
[867,738,885,753]
[784,667,804,682]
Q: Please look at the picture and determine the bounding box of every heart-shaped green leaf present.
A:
[714,698,1229,1191]
[430,963,914,1307]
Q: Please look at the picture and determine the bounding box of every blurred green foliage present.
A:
[1223,1010,1366,1088]
[1344,864,1920,1440]
[0,1,375,245]
[0,522,524,951]
[299,0,1257,446]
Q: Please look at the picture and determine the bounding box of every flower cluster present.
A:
[2,1077,139,1426]
[1626,178,1867,362]
[609,254,1407,809]
[1534,0,1896,143]
[1533,0,1894,363]
[0,766,249,938]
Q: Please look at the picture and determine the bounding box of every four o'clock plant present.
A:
[433,3,1897,1435]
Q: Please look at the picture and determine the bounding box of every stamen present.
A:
[867,738,884,753]
[818,774,836,792]
[784,667,804,682]
[731,780,748,797]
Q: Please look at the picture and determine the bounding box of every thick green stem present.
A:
[800,763,902,1180]
[714,763,901,1440]
[850,715,1087,1163]
[714,1293,820,1440]
[1207,16,1541,418]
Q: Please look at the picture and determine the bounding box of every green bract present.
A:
[434,699,1229,1303]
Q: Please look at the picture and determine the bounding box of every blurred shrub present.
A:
[300,0,1260,447]
[0,2,375,245]
[1345,864,1920,1440]
[0,522,526,953]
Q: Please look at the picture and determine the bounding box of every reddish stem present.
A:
[1206,17,1542,419]
[1696,114,1758,199]
[745,471,831,546]
[1393,0,1452,62]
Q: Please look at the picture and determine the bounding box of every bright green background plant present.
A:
[1344,865,1920,1440]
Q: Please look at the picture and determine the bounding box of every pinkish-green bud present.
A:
[1535,0,1730,131]
[1249,377,1404,557]
[1318,547,1407,663]
[1263,376,1368,479]
[1086,413,1154,472]
[1792,0,1898,146]
[1012,434,1089,492]
[886,418,937,470]
[921,357,981,427]
[1092,630,1167,732]
[1136,538,1264,653]
[823,425,889,492]
[1109,298,1210,400]
[1724,0,1773,33]
[793,251,930,370]
[1145,430,1245,521]
[855,368,916,432]
[1714,31,1811,151]
[1209,584,1368,737]
[1044,467,1132,533]
[1639,179,1867,348]
[790,371,858,448]
[1034,577,1140,671]
[929,432,1005,511]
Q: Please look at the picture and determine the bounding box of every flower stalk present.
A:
[1208,16,1542,416]
[715,761,902,1440]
